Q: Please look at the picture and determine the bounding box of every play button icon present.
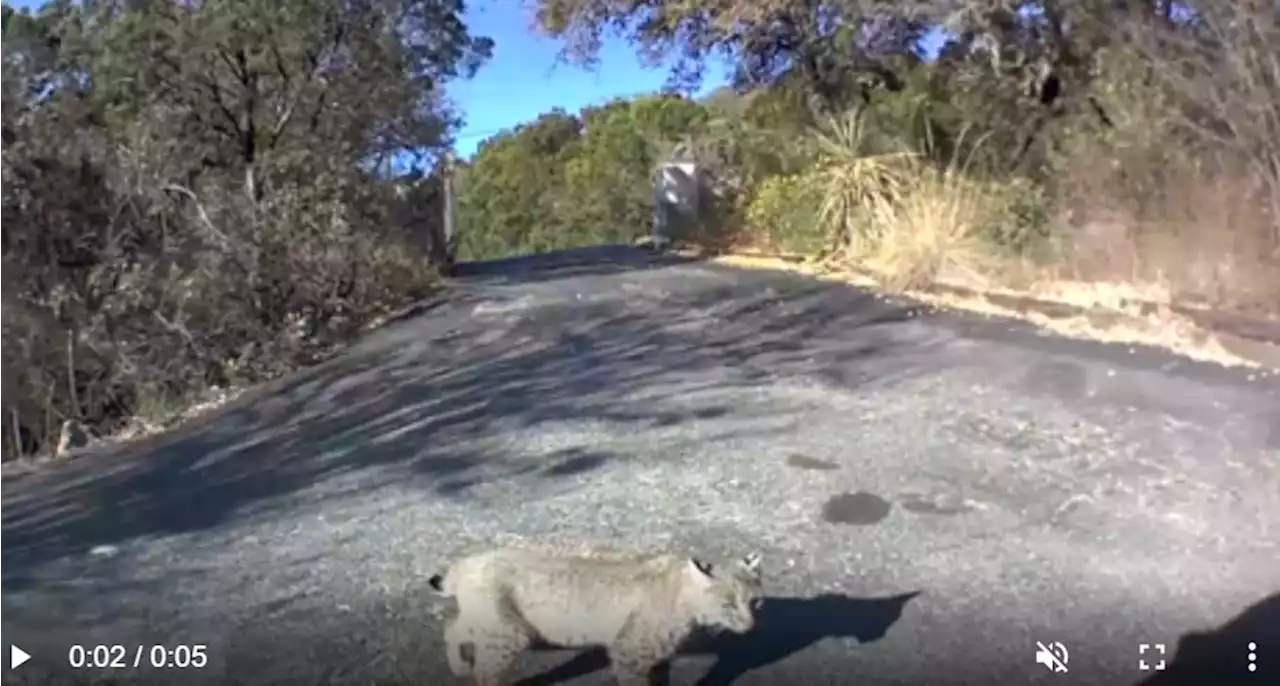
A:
[11,645,31,669]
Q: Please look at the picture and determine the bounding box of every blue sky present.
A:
[450,0,731,158]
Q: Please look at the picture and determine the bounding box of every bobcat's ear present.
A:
[688,557,715,579]
[739,551,762,574]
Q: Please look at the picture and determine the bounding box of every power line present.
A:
[450,87,693,143]
[453,126,510,141]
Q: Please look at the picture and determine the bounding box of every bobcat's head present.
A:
[685,551,764,633]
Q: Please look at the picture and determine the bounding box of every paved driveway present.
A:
[3,245,1277,686]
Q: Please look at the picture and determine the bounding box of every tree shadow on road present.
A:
[450,243,702,286]
[516,591,921,686]
[2,245,939,581]
[1134,591,1278,686]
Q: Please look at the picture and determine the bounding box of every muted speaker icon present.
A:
[1035,641,1070,673]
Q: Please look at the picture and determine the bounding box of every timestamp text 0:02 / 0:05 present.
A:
[67,644,209,669]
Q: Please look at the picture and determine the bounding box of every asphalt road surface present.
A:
[3,245,1278,686]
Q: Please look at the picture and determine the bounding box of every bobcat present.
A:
[427,544,764,686]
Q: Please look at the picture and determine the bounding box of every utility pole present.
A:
[440,149,457,275]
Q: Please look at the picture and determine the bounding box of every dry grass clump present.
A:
[803,112,1025,292]
[1054,166,1280,319]
[728,103,1278,368]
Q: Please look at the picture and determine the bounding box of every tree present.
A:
[529,1,1196,173]
[455,93,717,259]
[532,0,932,113]
[455,108,584,258]
[563,94,713,237]
[1,0,491,459]
[68,0,491,197]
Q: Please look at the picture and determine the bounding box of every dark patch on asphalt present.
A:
[436,478,478,495]
[416,455,479,476]
[821,491,892,525]
[898,492,976,516]
[542,450,611,477]
[451,243,702,286]
[786,454,840,471]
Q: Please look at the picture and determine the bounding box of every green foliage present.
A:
[452,64,1060,266]
[978,177,1053,259]
[744,173,827,255]
[456,93,718,259]
[9,0,1275,459]
[455,109,584,258]
[1,0,490,459]
[567,95,712,234]
[807,110,919,254]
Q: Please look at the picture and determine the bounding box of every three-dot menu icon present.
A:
[1248,642,1257,673]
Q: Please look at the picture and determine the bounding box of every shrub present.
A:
[1,140,440,461]
[799,111,1041,290]
[979,177,1053,260]
[743,173,827,255]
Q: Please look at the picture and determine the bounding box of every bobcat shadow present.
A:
[516,591,920,686]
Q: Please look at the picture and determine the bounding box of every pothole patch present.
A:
[821,491,892,525]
